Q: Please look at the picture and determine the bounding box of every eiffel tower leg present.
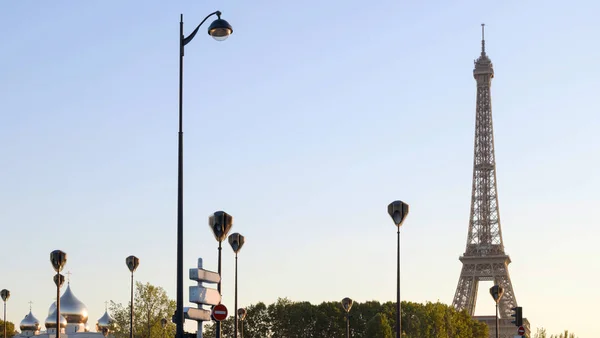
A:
[452,264,478,316]
[492,262,517,318]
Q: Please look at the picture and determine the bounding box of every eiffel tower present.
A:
[451,25,529,337]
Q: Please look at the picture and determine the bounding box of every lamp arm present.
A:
[183,11,221,46]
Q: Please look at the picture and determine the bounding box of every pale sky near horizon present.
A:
[1,1,599,337]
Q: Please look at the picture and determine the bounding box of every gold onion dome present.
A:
[20,311,41,331]
[45,309,67,329]
[96,310,113,330]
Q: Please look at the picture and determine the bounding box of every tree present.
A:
[110,281,176,338]
[366,313,393,338]
[0,320,16,338]
[533,327,578,338]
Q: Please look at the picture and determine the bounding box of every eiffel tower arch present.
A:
[451,25,529,338]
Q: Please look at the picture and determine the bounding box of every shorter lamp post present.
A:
[489,285,504,338]
[229,233,246,338]
[1,289,9,338]
[209,211,233,338]
[387,200,409,338]
[126,256,140,338]
[161,318,167,338]
[237,308,247,338]
[341,297,353,338]
[50,250,67,338]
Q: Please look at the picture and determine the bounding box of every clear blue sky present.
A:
[1,0,598,336]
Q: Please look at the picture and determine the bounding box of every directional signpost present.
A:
[188,258,221,338]
[183,307,211,322]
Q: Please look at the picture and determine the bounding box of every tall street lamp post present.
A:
[126,255,140,338]
[237,308,246,338]
[229,233,246,338]
[50,250,67,338]
[1,289,9,338]
[341,297,353,338]
[175,12,232,338]
[209,211,233,338]
[387,200,409,338]
[489,285,504,338]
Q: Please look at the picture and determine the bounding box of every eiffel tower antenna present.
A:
[451,26,527,336]
[481,23,486,54]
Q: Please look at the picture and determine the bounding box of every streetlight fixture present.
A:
[228,233,246,338]
[237,308,247,338]
[209,211,233,338]
[341,297,353,338]
[175,11,233,338]
[489,285,504,338]
[50,250,67,338]
[126,255,140,338]
[1,289,9,338]
[387,200,409,338]
[161,318,167,338]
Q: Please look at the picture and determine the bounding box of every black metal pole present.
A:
[3,301,6,338]
[495,303,499,338]
[56,272,61,338]
[234,254,239,338]
[396,228,401,338]
[216,241,222,338]
[176,13,185,338]
[240,321,243,338]
[346,313,350,338]
[130,271,134,338]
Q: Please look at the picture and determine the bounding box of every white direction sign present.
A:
[189,268,220,284]
[183,307,212,322]
[189,285,221,306]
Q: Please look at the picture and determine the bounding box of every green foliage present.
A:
[0,320,16,338]
[110,281,176,338]
[203,298,487,338]
[533,327,578,338]
[365,313,393,338]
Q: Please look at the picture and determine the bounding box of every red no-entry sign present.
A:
[518,326,525,335]
[212,303,228,321]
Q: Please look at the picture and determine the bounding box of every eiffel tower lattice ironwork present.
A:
[451,24,518,320]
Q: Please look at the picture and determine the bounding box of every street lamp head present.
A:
[50,250,68,273]
[161,318,167,328]
[0,289,9,302]
[489,285,504,303]
[126,255,140,273]
[53,274,65,288]
[341,297,353,313]
[208,11,233,41]
[237,308,247,321]
[209,211,233,242]
[228,233,246,254]
[388,200,409,227]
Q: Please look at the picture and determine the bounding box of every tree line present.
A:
[202,298,488,338]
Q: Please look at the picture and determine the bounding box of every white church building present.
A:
[14,282,113,338]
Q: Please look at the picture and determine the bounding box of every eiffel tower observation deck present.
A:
[451,25,530,338]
